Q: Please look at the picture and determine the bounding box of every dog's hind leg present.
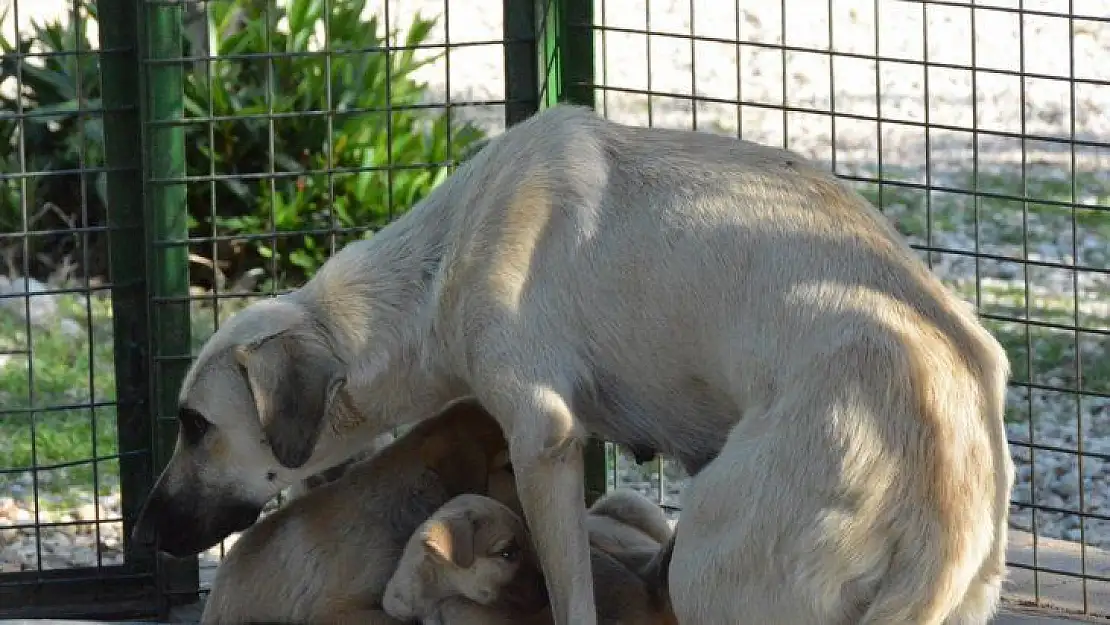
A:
[669,338,1004,625]
[667,408,857,625]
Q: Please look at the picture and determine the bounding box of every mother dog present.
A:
[132,105,1013,625]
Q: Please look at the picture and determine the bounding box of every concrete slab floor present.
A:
[5,530,1110,625]
[996,606,1110,624]
[0,606,1105,625]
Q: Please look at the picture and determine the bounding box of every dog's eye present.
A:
[178,407,210,444]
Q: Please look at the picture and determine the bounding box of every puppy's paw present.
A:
[382,587,416,621]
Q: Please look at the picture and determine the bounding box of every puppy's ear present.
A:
[234,331,346,469]
[422,512,475,569]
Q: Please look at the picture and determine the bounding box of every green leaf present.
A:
[6,62,77,103]
[24,99,99,124]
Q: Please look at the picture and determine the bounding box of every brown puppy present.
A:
[200,397,518,625]
[383,489,677,625]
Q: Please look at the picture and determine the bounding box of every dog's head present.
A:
[132,297,359,557]
[382,494,549,622]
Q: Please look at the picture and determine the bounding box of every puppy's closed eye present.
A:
[492,542,521,562]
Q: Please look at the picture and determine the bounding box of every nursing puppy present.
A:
[383,489,677,625]
[135,105,1014,625]
[200,398,519,625]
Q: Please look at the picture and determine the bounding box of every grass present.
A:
[1,168,1109,510]
[854,168,1110,269]
[0,289,255,510]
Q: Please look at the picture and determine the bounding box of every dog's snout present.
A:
[131,488,166,548]
[131,484,263,558]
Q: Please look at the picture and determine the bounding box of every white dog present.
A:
[132,104,1014,625]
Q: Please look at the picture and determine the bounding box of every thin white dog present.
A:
[133,105,1014,625]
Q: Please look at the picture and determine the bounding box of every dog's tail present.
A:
[858,338,1012,625]
[587,489,673,545]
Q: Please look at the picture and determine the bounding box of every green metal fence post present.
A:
[532,0,605,506]
[537,0,594,109]
[503,0,539,126]
[101,0,154,573]
[142,0,197,610]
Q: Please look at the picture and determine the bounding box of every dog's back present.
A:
[201,398,512,625]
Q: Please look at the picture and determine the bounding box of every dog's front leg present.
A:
[479,382,598,625]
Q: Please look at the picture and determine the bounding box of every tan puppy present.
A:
[584,489,672,557]
[134,105,1013,625]
[383,494,551,624]
[200,398,518,625]
[384,489,677,625]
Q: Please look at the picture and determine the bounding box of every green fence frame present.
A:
[0,0,596,619]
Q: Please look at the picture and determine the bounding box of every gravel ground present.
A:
[3,0,1110,574]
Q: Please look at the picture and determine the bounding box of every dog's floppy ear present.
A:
[422,512,476,568]
[233,330,346,469]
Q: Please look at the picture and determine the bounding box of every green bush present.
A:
[0,0,485,288]
[0,0,484,500]
[183,0,483,288]
[0,2,105,279]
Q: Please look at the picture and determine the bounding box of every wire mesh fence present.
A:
[166,0,536,605]
[0,0,1109,620]
[0,0,154,617]
[0,0,531,617]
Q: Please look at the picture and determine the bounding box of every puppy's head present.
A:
[382,494,548,622]
[132,297,358,558]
